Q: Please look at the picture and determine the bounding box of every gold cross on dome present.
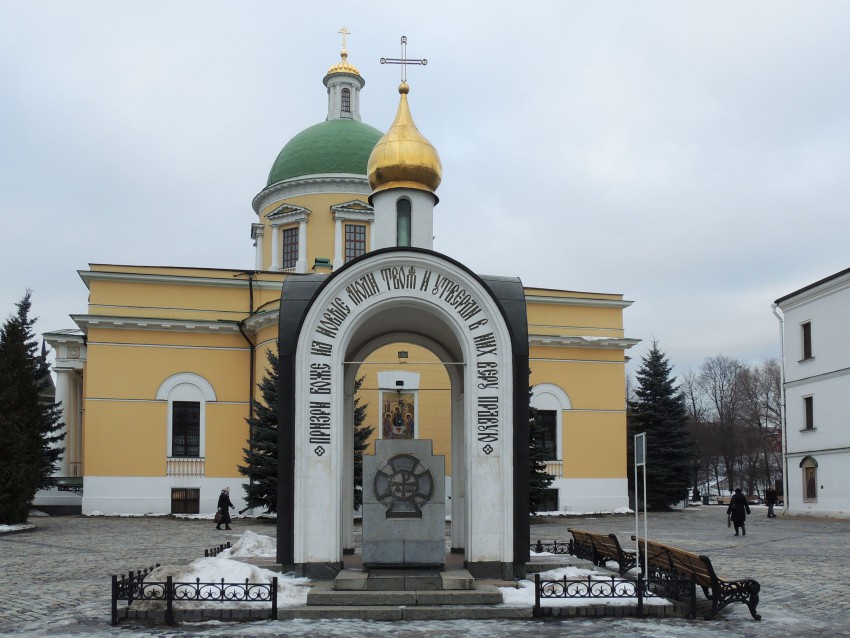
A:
[339,26,350,51]
[380,35,427,83]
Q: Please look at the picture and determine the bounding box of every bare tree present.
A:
[698,355,744,494]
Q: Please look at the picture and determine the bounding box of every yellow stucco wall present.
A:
[75,257,633,500]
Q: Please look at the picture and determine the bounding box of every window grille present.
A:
[172,401,200,457]
[171,488,200,514]
[282,227,298,269]
[345,224,366,261]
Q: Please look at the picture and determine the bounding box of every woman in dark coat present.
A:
[727,488,751,536]
[216,487,234,530]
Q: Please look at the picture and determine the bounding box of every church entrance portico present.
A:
[277,248,529,579]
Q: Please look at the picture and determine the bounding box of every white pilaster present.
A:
[333,217,344,270]
[253,225,265,271]
[270,226,280,271]
[296,219,308,273]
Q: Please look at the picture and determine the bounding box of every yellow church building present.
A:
[44,41,637,520]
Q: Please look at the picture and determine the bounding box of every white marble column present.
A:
[254,226,264,271]
[342,389,355,552]
[296,219,308,273]
[333,217,344,270]
[451,390,466,551]
[54,369,81,476]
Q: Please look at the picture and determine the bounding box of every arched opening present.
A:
[278,248,528,579]
[800,456,818,502]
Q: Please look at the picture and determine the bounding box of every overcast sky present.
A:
[2,1,848,377]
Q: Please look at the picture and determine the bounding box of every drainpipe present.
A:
[772,303,789,514]
[235,271,257,421]
[236,272,257,511]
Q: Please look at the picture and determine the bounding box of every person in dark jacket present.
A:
[727,488,751,536]
[216,487,234,530]
[765,487,778,518]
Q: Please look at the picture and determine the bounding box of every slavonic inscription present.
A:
[304,263,505,456]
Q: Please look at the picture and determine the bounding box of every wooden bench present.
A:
[567,528,637,576]
[634,536,761,620]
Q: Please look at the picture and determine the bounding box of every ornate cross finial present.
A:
[338,26,350,51]
[380,35,427,83]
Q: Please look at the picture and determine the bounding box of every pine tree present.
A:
[238,351,374,514]
[628,340,694,511]
[238,348,280,513]
[0,292,64,524]
[352,376,373,511]
[529,388,554,515]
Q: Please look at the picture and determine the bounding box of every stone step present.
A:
[278,604,533,621]
[307,581,503,606]
[334,568,475,591]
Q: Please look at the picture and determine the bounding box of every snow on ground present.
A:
[0,523,35,533]
[220,530,277,558]
[533,506,634,517]
[131,532,310,609]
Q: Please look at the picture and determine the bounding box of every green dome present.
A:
[267,119,383,186]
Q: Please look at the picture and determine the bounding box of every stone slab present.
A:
[307,581,417,606]
[277,605,533,621]
[440,569,475,590]
[333,571,369,591]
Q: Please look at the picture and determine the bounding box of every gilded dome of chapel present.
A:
[367,82,442,197]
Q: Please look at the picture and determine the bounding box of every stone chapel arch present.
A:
[277,248,529,578]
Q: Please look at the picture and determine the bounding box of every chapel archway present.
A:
[277,248,529,579]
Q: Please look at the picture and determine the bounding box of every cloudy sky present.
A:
[1,1,848,376]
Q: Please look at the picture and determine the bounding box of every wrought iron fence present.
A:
[111,564,160,625]
[112,573,278,625]
[204,542,232,557]
[110,545,277,626]
[533,572,696,619]
[531,539,573,554]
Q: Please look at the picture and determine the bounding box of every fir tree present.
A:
[529,388,554,515]
[0,292,64,524]
[238,351,373,513]
[628,340,694,511]
[238,348,280,513]
[352,376,373,511]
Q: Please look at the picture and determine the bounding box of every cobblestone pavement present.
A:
[1,506,848,636]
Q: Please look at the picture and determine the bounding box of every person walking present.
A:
[216,487,234,530]
[765,487,778,518]
[727,488,751,536]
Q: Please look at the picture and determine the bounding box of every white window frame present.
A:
[531,383,571,463]
[157,373,216,458]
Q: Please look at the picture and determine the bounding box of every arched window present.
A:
[396,198,411,247]
[530,383,571,467]
[341,88,351,114]
[157,373,216,459]
[800,456,818,502]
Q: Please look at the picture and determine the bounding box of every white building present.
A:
[774,266,850,517]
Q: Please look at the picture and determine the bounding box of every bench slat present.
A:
[633,535,761,621]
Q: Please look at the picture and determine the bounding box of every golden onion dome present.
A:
[325,49,362,80]
[367,82,442,197]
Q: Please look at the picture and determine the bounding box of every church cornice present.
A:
[244,309,279,332]
[253,174,371,214]
[72,314,244,336]
[79,269,285,291]
[528,334,640,350]
[525,294,634,309]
